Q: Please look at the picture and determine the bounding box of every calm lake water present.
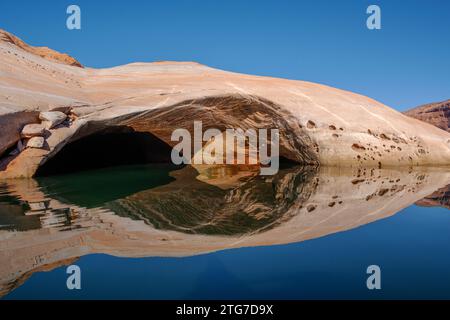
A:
[0,164,449,299]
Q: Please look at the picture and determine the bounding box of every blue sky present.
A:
[0,0,449,111]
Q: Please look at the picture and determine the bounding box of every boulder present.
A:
[21,123,46,138]
[404,99,450,132]
[25,136,45,149]
[39,111,67,129]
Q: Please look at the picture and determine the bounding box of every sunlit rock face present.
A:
[1,29,450,178]
[404,99,450,133]
[1,164,449,297]
[0,30,82,68]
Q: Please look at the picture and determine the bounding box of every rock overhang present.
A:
[1,29,450,178]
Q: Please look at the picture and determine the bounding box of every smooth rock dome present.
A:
[1,29,450,178]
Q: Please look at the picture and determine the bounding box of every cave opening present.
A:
[35,126,175,176]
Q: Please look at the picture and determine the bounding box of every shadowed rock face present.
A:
[35,126,175,176]
[1,29,450,178]
[0,112,39,164]
[1,164,449,297]
[404,99,450,133]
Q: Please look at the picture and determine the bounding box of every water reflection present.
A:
[416,184,450,210]
[0,164,449,297]
[108,165,318,235]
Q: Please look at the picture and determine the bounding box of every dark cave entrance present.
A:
[35,126,175,176]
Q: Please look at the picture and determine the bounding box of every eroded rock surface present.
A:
[39,111,67,129]
[1,28,450,178]
[21,123,46,138]
[404,99,450,132]
[0,30,82,68]
[25,136,45,149]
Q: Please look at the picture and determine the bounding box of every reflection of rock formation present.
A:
[107,166,318,235]
[1,165,449,297]
[416,185,450,210]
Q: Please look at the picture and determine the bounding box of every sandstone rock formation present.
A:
[25,136,45,149]
[39,111,67,129]
[0,30,82,68]
[21,123,46,138]
[1,28,450,178]
[404,99,450,132]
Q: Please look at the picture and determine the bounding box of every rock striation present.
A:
[0,30,82,68]
[1,28,450,178]
[404,99,450,132]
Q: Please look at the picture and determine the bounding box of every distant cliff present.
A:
[404,99,450,132]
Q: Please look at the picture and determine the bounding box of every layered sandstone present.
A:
[0,30,82,68]
[404,99,450,132]
[1,28,450,178]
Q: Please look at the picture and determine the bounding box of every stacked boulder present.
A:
[39,111,68,129]
[21,123,46,149]
[15,111,68,152]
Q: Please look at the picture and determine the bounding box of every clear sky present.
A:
[0,0,449,111]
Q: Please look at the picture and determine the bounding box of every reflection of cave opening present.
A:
[36,126,174,176]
